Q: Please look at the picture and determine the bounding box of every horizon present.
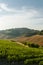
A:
[0,27,42,31]
[0,0,43,30]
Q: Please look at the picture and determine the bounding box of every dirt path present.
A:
[17,42,28,47]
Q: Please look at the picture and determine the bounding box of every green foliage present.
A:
[28,43,40,48]
[0,40,43,65]
[22,41,40,48]
[39,61,43,65]
[39,30,43,35]
[22,41,28,45]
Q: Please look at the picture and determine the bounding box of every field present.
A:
[0,40,43,65]
[14,35,43,46]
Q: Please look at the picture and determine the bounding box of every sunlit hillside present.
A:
[0,40,43,65]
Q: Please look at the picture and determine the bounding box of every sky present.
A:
[0,0,43,30]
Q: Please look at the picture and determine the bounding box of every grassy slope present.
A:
[0,40,43,65]
[14,35,43,46]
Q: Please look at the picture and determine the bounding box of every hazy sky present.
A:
[0,0,43,30]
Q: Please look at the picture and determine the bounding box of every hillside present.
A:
[0,28,43,46]
[14,35,43,46]
[0,40,43,65]
[0,28,43,65]
[0,28,42,39]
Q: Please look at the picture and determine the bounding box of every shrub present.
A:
[28,43,39,48]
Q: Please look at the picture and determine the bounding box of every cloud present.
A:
[0,3,43,30]
[0,9,43,30]
[0,3,38,14]
[0,3,16,12]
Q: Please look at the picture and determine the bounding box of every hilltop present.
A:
[0,28,43,39]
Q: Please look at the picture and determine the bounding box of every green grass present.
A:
[0,40,43,65]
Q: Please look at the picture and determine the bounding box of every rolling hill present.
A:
[0,28,43,46]
[0,28,42,39]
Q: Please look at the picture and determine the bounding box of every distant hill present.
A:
[0,28,43,39]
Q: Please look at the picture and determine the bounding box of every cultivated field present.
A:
[0,40,43,65]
